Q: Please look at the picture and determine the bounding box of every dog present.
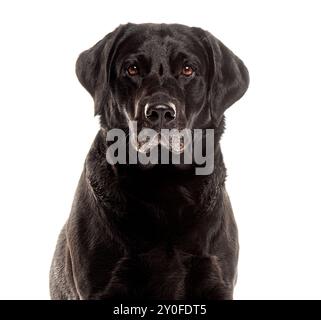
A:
[49,23,249,300]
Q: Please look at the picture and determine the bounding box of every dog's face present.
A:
[110,24,209,132]
[76,23,249,156]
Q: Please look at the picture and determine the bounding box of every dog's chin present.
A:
[135,160,194,173]
[132,143,194,172]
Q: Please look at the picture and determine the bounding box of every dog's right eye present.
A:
[127,65,139,76]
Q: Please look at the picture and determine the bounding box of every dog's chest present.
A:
[105,248,220,299]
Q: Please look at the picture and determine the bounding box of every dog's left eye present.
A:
[127,64,139,76]
[181,65,194,77]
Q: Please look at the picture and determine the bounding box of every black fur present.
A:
[50,23,249,300]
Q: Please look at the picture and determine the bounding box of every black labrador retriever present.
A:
[50,23,249,300]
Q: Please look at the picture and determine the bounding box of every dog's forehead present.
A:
[119,24,205,58]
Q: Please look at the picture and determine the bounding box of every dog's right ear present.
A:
[75,26,125,116]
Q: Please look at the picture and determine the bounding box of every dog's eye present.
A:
[181,65,194,77]
[127,65,139,76]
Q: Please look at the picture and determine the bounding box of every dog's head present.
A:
[76,23,249,160]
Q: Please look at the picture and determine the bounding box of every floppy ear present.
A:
[75,26,124,116]
[205,32,249,124]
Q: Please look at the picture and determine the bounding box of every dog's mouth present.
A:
[130,130,190,154]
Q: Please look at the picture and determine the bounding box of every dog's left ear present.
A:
[75,25,125,116]
[204,32,249,124]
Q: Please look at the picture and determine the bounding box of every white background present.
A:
[0,0,320,300]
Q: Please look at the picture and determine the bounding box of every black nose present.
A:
[145,104,176,125]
